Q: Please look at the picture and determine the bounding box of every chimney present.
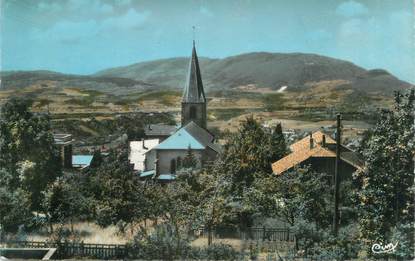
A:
[309,133,314,149]
[322,135,326,147]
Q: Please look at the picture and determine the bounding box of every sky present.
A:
[1,0,414,83]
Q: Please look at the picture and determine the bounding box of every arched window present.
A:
[189,106,197,120]
[170,159,176,174]
[177,156,182,169]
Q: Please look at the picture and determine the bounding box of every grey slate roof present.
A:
[145,124,177,137]
[181,121,220,153]
[182,42,206,103]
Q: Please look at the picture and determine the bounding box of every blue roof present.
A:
[158,174,176,180]
[140,170,155,178]
[72,155,93,166]
[153,127,205,150]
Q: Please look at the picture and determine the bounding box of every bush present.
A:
[127,224,191,260]
[190,243,241,260]
[293,221,360,260]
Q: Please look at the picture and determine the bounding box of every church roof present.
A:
[151,121,220,152]
[153,125,205,150]
[182,42,206,103]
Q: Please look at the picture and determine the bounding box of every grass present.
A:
[26,222,129,244]
[137,90,181,106]
[261,93,285,112]
[209,108,259,121]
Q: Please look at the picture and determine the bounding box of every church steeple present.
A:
[181,42,207,129]
[182,41,206,103]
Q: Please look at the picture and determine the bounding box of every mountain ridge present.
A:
[1,52,412,94]
[94,52,412,93]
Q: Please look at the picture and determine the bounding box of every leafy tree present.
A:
[194,169,235,245]
[268,122,289,163]
[354,90,414,258]
[91,144,150,235]
[0,98,61,211]
[252,166,332,228]
[89,150,103,169]
[0,185,32,233]
[210,116,282,228]
[181,146,198,169]
[43,174,91,233]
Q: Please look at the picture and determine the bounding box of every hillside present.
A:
[0,70,160,95]
[95,52,412,93]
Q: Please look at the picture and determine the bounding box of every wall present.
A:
[157,149,204,174]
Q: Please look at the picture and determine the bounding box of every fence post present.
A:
[262,226,266,241]
[286,228,290,241]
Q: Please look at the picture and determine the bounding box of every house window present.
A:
[170,159,176,174]
[189,106,197,120]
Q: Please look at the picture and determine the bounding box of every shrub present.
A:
[127,224,191,260]
[191,243,241,260]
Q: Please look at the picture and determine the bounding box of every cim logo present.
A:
[371,241,399,254]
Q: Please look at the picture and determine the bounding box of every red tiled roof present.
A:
[272,131,362,175]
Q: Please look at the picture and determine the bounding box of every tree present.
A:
[43,174,91,233]
[252,166,332,228]
[91,144,150,235]
[0,169,32,233]
[354,90,414,258]
[181,146,198,169]
[268,122,289,163]
[89,150,103,169]
[210,116,281,228]
[0,98,61,211]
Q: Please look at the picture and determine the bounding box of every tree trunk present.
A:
[208,225,213,246]
[70,219,74,233]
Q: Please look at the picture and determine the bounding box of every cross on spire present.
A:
[192,26,196,47]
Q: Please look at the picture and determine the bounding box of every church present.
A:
[129,42,220,181]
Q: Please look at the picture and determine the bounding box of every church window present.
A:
[189,106,197,120]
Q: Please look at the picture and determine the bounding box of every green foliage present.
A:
[191,243,241,260]
[253,167,332,228]
[181,146,198,169]
[89,150,103,169]
[0,185,32,233]
[128,223,191,260]
[128,224,240,260]
[268,123,289,163]
[43,174,92,229]
[206,116,290,228]
[293,221,360,260]
[90,145,147,232]
[0,97,61,212]
[354,90,414,258]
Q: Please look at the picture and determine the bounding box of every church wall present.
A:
[157,149,204,174]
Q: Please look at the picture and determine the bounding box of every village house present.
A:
[272,130,363,180]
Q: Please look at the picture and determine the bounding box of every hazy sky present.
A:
[1,0,414,83]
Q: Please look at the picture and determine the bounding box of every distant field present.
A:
[0,79,393,139]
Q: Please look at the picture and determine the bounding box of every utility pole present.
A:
[333,114,341,235]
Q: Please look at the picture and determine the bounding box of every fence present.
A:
[196,226,296,242]
[0,240,126,259]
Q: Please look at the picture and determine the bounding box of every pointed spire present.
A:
[182,41,206,103]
